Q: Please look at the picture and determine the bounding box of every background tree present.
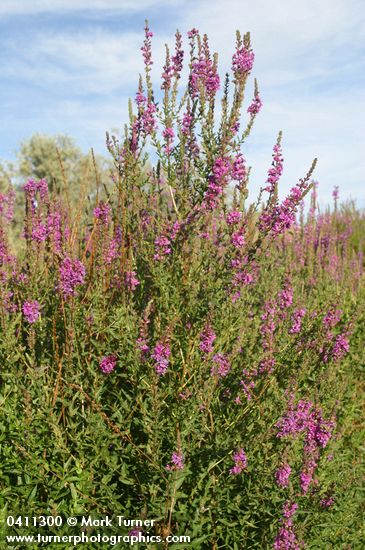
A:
[1,133,113,252]
[17,133,112,196]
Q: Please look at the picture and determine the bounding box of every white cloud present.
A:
[179,0,365,80]
[3,29,170,94]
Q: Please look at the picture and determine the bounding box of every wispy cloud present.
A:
[0,0,182,16]
[3,30,144,94]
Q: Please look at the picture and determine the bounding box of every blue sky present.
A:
[0,0,364,204]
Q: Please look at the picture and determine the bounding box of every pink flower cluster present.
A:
[141,23,153,68]
[231,153,247,185]
[152,342,171,376]
[22,300,41,323]
[231,45,254,80]
[58,257,86,298]
[162,127,175,154]
[289,309,306,334]
[166,451,184,471]
[189,36,220,99]
[99,354,117,374]
[275,463,292,488]
[94,202,112,225]
[23,178,49,204]
[199,324,216,354]
[276,397,335,495]
[276,399,334,447]
[124,271,140,292]
[229,448,248,475]
[226,210,242,226]
[247,91,262,115]
[210,353,231,378]
[0,189,16,223]
[273,501,301,550]
[264,141,284,194]
[203,156,232,210]
[154,221,181,261]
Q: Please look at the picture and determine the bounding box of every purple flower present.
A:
[58,257,86,298]
[278,284,293,309]
[22,300,41,323]
[99,354,117,374]
[93,201,112,225]
[289,309,306,334]
[212,156,231,183]
[171,30,184,78]
[231,231,245,248]
[240,369,256,401]
[273,523,301,550]
[136,337,150,358]
[124,271,140,292]
[247,92,262,115]
[166,451,184,471]
[229,448,248,474]
[162,127,175,140]
[332,186,339,201]
[282,501,298,519]
[162,127,175,154]
[187,28,199,40]
[141,22,153,68]
[135,90,146,106]
[202,180,224,210]
[226,210,242,225]
[161,53,173,90]
[105,237,119,265]
[24,178,49,202]
[154,236,172,261]
[152,342,170,376]
[276,399,314,439]
[31,221,47,243]
[232,153,246,184]
[264,141,284,194]
[128,528,142,537]
[202,156,232,210]
[323,308,342,329]
[273,501,301,550]
[210,353,231,377]
[320,495,335,508]
[0,189,16,223]
[199,324,216,354]
[232,45,254,79]
[47,208,62,252]
[181,109,193,136]
[190,50,220,99]
[275,463,292,488]
[299,469,313,494]
[330,333,350,362]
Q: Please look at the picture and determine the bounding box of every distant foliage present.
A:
[0,23,364,549]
